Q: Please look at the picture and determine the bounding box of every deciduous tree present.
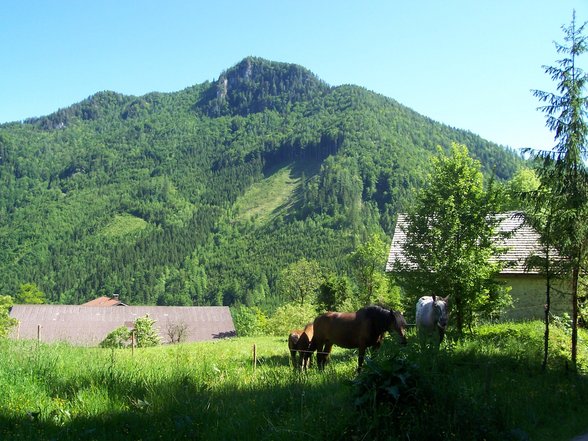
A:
[349,234,390,305]
[394,143,508,335]
[278,258,323,305]
[15,283,46,304]
[0,295,17,338]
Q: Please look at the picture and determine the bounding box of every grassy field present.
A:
[1,322,587,441]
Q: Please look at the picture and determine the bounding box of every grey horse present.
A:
[416,295,449,343]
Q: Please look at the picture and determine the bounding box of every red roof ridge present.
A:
[82,296,127,307]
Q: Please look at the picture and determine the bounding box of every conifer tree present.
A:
[530,11,588,368]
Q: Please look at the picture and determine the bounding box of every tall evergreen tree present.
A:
[530,11,588,369]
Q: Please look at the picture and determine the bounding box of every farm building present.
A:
[386,212,570,321]
[9,304,236,346]
[82,294,127,307]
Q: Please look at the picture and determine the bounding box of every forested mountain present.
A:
[0,57,523,308]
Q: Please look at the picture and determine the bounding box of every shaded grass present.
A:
[1,323,587,440]
[349,321,588,440]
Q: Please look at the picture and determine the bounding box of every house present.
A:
[386,212,570,320]
[9,305,236,346]
[82,294,127,307]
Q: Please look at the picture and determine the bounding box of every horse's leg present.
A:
[304,351,312,370]
[357,345,367,372]
[290,350,296,368]
[318,343,328,370]
[438,328,445,344]
[315,341,326,370]
[303,344,313,370]
[299,350,305,370]
[417,327,429,349]
[299,348,309,370]
[302,345,312,369]
[312,339,324,370]
[322,343,333,369]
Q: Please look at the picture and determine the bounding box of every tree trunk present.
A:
[571,264,579,370]
[542,252,551,371]
[455,293,463,336]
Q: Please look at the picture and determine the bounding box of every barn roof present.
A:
[9,305,236,346]
[386,211,549,275]
[82,295,127,307]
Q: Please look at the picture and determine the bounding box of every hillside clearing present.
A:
[234,163,300,224]
[100,214,148,238]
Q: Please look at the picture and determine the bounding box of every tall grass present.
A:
[1,322,587,440]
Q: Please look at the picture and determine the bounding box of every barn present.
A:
[9,304,236,346]
[386,211,570,321]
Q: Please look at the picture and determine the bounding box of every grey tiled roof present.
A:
[9,305,236,346]
[386,213,410,273]
[386,211,548,275]
[490,212,549,274]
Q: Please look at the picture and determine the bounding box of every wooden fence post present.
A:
[131,330,136,356]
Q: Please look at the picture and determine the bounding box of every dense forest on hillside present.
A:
[0,57,523,308]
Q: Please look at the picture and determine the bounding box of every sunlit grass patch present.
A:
[234,164,300,224]
[100,213,148,238]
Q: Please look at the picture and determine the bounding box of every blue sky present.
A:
[1,0,586,151]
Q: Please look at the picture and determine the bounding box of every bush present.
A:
[352,352,418,409]
[0,295,17,338]
[265,302,318,336]
[134,315,161,347]
[100,326,131,348]
[99,315,161,349]
[231,305,268,337]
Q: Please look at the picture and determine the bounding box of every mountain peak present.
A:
[199,57,330,117]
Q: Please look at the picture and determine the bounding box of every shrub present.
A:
[100,326,131,348]
[134,315,161,347]
[0,295,17,338]
[352,352,419,410]
[349,351,508,440]
[265,302,318,336]
[231,305,268,337]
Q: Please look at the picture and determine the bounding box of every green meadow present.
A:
[1,322,587,441]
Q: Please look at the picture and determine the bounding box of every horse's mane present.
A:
[358,305,395,330]
[392,310,407,328]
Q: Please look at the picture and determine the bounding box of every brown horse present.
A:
[287,322,314,369]
[288,329,302,367]
[310,305,407,371]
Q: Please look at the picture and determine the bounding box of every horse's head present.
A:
[431,295,449,332]
[390,310,408,345]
